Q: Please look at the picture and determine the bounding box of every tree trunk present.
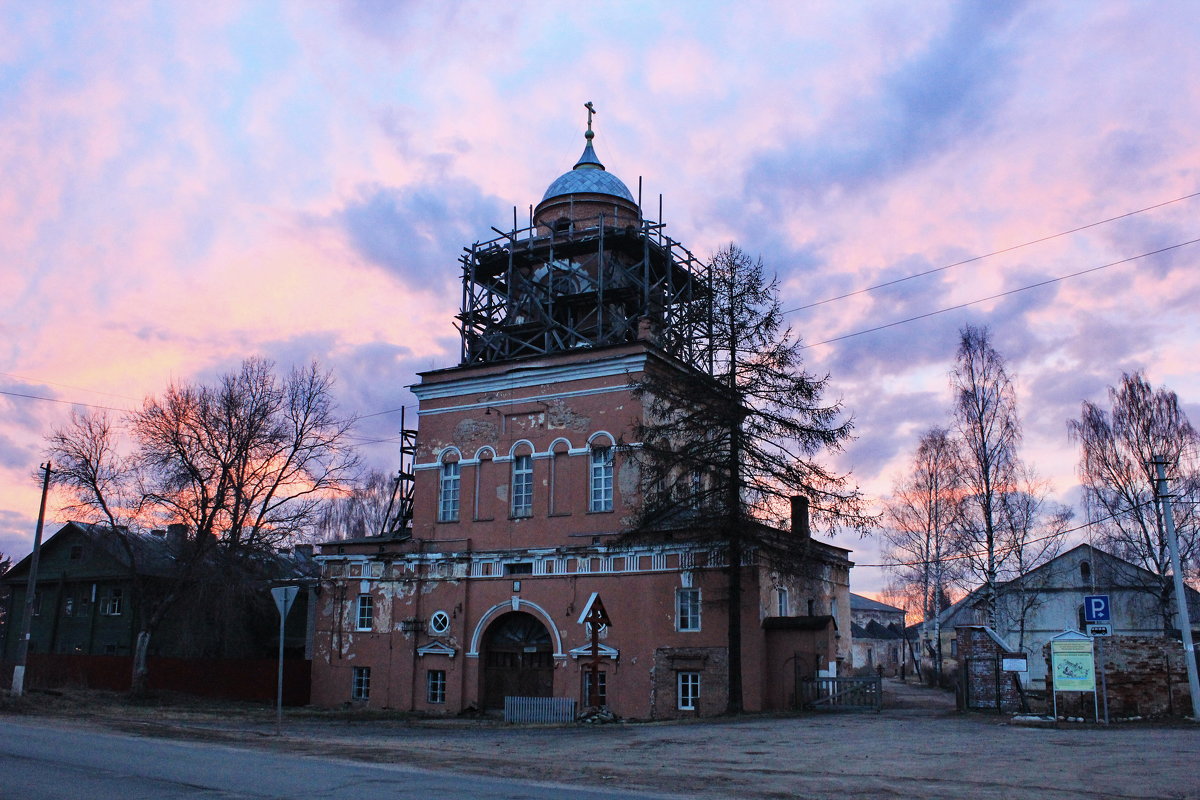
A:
[131,629,151,696]
[726,527,744,713]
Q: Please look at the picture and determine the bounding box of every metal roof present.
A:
[542,163,635,203]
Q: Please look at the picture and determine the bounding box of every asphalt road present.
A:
[0,718,682,800]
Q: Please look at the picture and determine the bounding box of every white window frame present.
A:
[583,670,607,705]
[429,610,451,635]
[589,446,614,512]
[511,454,533,517]
[356,594,374,631]
[352,666,370,701]
[427,669,446,704]
[438,461,461,522]
[777,587,789,616]
[100,589,123,616]
[676,588,701,632]
[678,671,700,710]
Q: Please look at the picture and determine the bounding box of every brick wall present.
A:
[956,626,1023,712]
[1044,635,1193,718]
[651,646,728,719]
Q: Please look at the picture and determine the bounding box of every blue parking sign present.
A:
[1084,594,1111,623]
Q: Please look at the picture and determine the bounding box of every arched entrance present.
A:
[481,611,554,709]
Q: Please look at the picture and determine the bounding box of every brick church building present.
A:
[310,111,853,718]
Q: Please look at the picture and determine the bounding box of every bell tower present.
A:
[457,103,713,371]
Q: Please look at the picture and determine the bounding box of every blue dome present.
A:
[542,168,635,203]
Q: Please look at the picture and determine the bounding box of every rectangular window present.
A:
[511,454,533,517]
[777,587,789,617]
[100,589,123,616]
[678,671,700,710]
[582,670,607,705]
[589,446,614,512]
[356,594,374,631]
[427,669,446,704]
[439,461,461,522]
[676,588,701,632]
[352,666,371,701]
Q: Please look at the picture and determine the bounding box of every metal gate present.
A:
[796,676,882,712]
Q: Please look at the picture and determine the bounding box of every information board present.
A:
[1051,638,1096,691]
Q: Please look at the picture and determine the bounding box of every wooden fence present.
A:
[0,654,311,705]
[796,675,882,712]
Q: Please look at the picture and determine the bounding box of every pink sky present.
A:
[2,1,1199,597]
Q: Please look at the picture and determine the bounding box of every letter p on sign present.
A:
[1084,594,1110,623]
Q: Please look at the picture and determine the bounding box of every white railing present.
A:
[503,696,577,724]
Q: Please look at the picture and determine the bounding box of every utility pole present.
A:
[1154,455,1200,719]
[11,462,52,697]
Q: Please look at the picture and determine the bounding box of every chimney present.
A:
[167,523,189,548]
[791,496,810,541]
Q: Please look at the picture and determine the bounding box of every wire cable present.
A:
[800,237,1200,350]
[863,499,1154,569]
[784,190,1200,314]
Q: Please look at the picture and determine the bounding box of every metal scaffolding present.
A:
[457,213,714,373]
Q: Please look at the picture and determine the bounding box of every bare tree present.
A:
[48,357,358,693]
[951,324,1021,629]
[881,426,962,684]
[626,244,874,712]
[994,465,1072,650]
[1068,371,1200,630]
[312,468,399,541]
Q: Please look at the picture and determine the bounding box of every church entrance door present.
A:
[481,611,554,709]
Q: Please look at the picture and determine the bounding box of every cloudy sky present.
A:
[3,1,1198,596]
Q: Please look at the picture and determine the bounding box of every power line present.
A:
[784,190,1200,314]
[800,237,1200,350]
[0,389,129,413]
[861,500,1154,569]
[0,372,141,402]
[0,385,419,448]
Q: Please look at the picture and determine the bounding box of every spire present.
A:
[573,100,605,171]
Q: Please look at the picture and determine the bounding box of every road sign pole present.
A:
[271,586,299,734]
[1155,457,1200,720]
[276,606,285,732]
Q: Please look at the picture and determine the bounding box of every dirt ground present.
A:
[4,679,1199,800]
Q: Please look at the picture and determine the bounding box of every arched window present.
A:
[511,448,534,518]
[1080,560,1091,583]
[590,445,614,512]
[438,456,461,522]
